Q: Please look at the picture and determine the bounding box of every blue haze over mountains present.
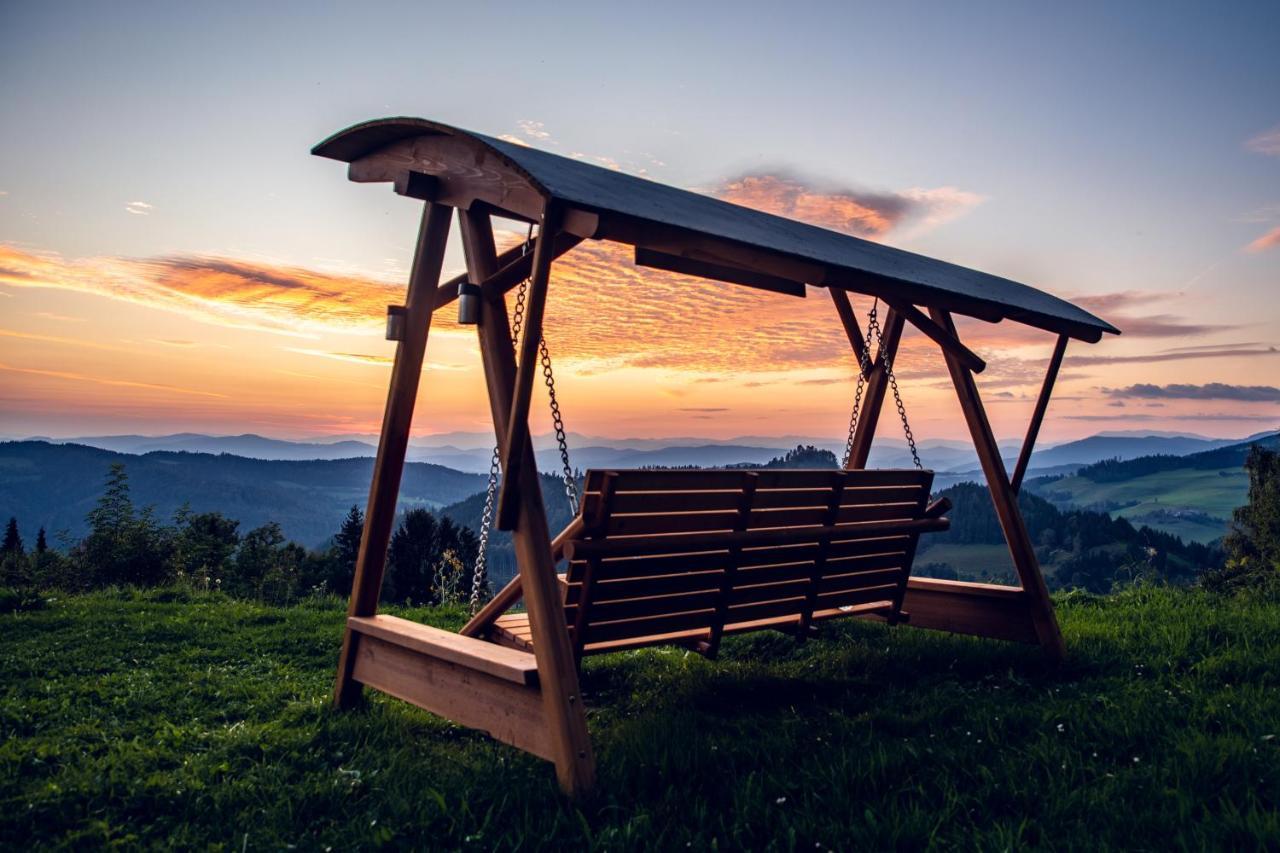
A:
[3,429,1274,549]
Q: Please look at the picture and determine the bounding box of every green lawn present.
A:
[2,586,1278,850]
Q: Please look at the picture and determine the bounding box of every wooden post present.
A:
[927,308,1066,660]
[497,202,563,531]
[334,202,452,708]
[1011,334,1069,493]
[829,288,869,368]
[459,209,597,797]
[846,307,905,470]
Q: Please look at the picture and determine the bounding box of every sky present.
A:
[1,0,1278,447]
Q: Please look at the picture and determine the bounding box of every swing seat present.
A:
[483,467,950,658]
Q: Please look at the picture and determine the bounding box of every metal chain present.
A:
[866,307,922,470]
[470,228,533,613]
[541,336,579,515]
[471,225,581,609]
[841,302,877,469]
[840,299,922,470]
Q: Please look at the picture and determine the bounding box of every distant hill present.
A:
[24,430,1266,478]
[0,442,485,547]
[917,481,1217,591]
[1025,432,1280,543]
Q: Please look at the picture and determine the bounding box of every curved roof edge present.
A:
[315,117,1119,341]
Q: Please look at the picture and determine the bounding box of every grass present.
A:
[2,586,1279,850]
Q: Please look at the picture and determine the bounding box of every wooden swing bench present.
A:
[313,116,1119,796]
[343,466,948,763]
[473,467,949,659]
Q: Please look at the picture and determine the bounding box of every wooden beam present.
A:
[887,299,986,374]
[1011,334,1068,494]
[897,578,1039,644]
[829,288,869,368]
[334,202,452,709]
[496,202,562,531]
[432,231,582,311]
[349,614,539,686]
[350,631,554,761]
[459,515,584,639]
[927,308,1066,660]
[634,247,807,297]
[846,308,905,470]
[460,208,596,798]
[563,514,949,560]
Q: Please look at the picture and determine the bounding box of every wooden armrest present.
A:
[923,497,952,519]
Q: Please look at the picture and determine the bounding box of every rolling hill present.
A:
[1025,431,1280,543]
[0,441,485,548]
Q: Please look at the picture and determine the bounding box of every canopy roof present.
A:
[315,118,1118,342]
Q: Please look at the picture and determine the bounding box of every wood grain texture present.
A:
[351,633,554,760]
[348,615,538,686]
[461,209,596,797]
[334,202,451,710]
[928,308,1066,659]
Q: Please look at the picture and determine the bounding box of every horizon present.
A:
[3,3,1279,444]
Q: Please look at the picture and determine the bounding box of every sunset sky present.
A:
[2,1,1278,447]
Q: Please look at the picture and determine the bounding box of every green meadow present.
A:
[2,586,1277,850]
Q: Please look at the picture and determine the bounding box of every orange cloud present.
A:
[1245,225,1280,253]
[711,172,984,239]
[0,245,400,336]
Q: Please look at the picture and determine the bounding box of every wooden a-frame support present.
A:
[828,289,1065,658]
[333,201,595,796]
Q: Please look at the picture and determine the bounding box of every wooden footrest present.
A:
[349,615,539,686]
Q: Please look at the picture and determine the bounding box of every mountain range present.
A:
[18,429,1274,477]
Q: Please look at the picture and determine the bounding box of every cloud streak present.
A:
[1245,125,1280,157]
[1105,382,1280,402]
[1246,225,1280,253]
[713,171,984,239]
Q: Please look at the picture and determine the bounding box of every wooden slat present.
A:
[609,490,743,514]
[584,468,929,493]
[565,516,948,560]
[566,569,725,604]
[729,578,811,606]
[587,550,731,580]
[724,596,810,624]
[351,633,553,761]
[569,589,722,625]
[818,564,908,593]
[584,608,718,644]
[816,583,901,610]
[757,484,925,509]
[349,615,538,686]
[606,510,740,536]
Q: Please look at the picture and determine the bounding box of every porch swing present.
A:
[313,117,1119,796]
[463,279,952,662]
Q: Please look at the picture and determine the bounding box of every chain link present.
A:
[470,225,581,611]
[541,336,579,515]
[470,228,533,613]
[840,299,922,470]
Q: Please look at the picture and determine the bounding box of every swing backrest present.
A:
[560,468,948,655]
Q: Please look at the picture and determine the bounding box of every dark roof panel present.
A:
[315,118,1118,340]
